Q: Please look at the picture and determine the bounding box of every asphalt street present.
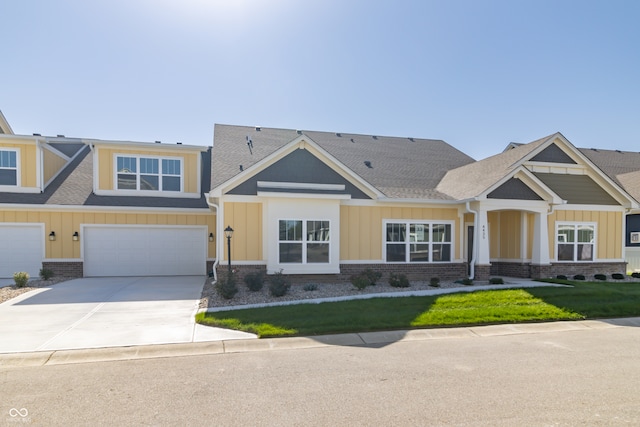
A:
[2,324,639,426]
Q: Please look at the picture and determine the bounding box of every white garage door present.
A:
[83,226,207,277]
[0,224,44,279]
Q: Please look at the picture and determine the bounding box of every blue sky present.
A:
[2,0,639,160]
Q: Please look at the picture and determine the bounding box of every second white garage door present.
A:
[83,226,207,277]
[0,224,44,279]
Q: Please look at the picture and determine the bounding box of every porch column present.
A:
[531,210,551,277]
[474,208,491,279]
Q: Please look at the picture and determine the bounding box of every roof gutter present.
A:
[205,195,220,282]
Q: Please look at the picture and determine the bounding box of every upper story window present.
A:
[557,223,595,261]
[385,221,453,263]
[116,155,182,192]
[0,149,18,186]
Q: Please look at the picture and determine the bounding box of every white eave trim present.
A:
[87,138,209,152]
[0,203,212,213]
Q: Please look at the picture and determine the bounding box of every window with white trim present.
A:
[116,155,182,192]
[385,221,452,262]
[557,223,595,261]
[0,149,18,186]
[279,220,330,264]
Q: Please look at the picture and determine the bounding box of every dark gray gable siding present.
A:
[533,173,620,205]
[48,142,86,158]
[626,214,640,246]
[227,148,371,199]
[530,143,577,164]
[487,178,543,200]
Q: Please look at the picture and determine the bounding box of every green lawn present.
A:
[195,281,640,338]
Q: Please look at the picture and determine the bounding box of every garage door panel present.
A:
[84,226,206,277]
[0,225,44,278]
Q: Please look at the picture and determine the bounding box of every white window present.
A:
[0,149,18,186]
[385,221,453,263]
[279,220,330,264]
[116,155,182,192]
[557,223,595,262]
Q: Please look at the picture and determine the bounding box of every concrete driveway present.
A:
[0,276,255,353]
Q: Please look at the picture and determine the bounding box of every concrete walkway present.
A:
[0,276,254,354]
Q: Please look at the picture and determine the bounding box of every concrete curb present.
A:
[2,316,639,368]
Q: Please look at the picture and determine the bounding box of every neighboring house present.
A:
[210,125,639,281]
[0,111,215,279]
[2,109,639,281]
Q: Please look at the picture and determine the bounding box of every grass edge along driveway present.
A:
[195,280,640,338]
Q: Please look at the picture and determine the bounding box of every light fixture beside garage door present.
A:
[72,231,79,241]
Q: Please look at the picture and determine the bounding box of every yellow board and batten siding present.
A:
[548,210,623,259]
[0,210,216,259]
[488,211,523,260]
[223,202,263,261]
[0,141,38,188]
[42,148,68,184]
[96,147,200,193]
[340,206,461,261]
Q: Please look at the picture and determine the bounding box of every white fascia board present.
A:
[0,203,211,213]
[553,204,628,212]
[0,134,39,143]
[0,110,14,134]
[87,138,209,152]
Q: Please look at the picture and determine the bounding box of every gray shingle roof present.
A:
[436,134,553,199]
[0,143,211,209]
[211,124,476,199]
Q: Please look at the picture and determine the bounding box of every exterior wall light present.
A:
[49,231,56,241]
[209,232,215,242]
[72,231,79,241]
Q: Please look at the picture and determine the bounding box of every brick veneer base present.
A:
[491,261,627,279]
[42,261,83,278]
[215,263,468,285]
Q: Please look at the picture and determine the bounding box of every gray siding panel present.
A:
[533,173,620,205]
[227,148,371,199]
[487,178,543,200]
[530,143,577,164]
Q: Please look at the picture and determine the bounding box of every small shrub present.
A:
[556,274,568,280]
[612,273,625,280]
[13,272,30,288]
[429,277,440,287]
[594,274,607,281]
[303,283,318,292]
[215,273,238,299]
[39,268,54,281]
[350,274,370,291]
[573,274,586,281]
[462,278,473,286]
[362,268,382,286]
[632,272,640,279]
[269,271,291,297]
[243,272,264,292]
[388,273,410,288]
[489,277,504,284]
